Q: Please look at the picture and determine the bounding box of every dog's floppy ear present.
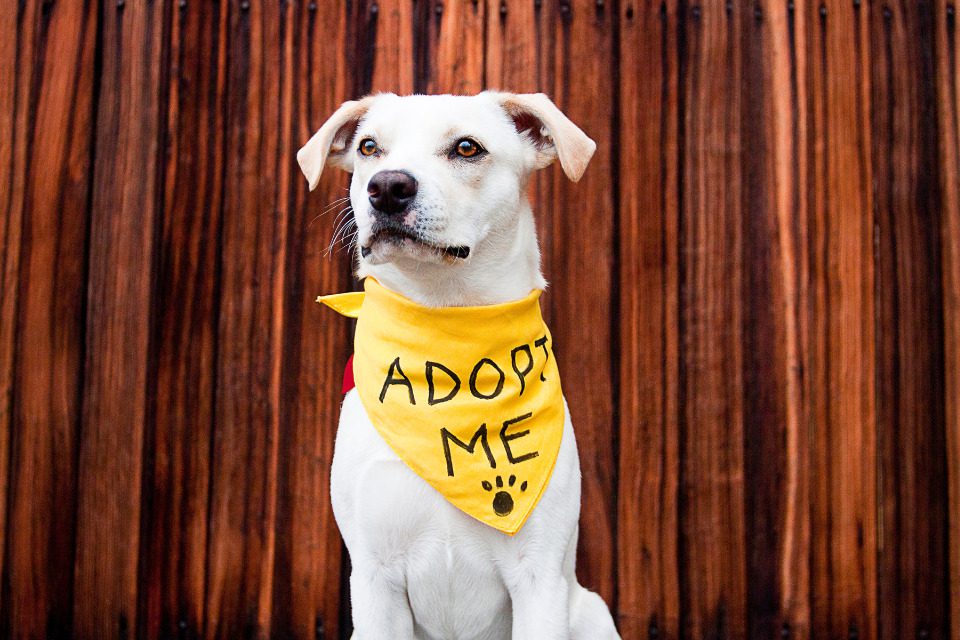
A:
[492,92,596,182]
[297,97,375,191]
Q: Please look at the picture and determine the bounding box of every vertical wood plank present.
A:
[204,0,292,636]
[73,0,167,635]
[0,0,26,624]
[427,0,485,94]
[804,1,878,637]
[677,3,748,637]
[349,0,415,98]
[485,0,540,94]
[741,1,812,637]
[934,1,960,637]
[369,0,415,95]
[0,1,31,626]
[784,4,816,636]
[871,3,951,638]
[546,0,618,605]
[617,1,681,638]
[269,1,352,638]
[137,2,228,638]
[0,0,97,636]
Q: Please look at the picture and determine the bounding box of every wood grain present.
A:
[804,1,879,636]
[545,0,618,605]
[742,1,811,637]
[72,0,166,635]
[203,1,294,635]
[0,0,18,618]
[270,2,352,638]
[0,1,33,632]
[0,0,97,636]
[136,1,227,637]
[369,0,415,95]
[484,0,540,94]
[934,2,960,639]
[871,3,951,638]
[677,3,748,637]
[428,0,485,94]
[712,6,825,632]
[617,1,681,638]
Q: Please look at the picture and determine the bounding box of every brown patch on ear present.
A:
[507,108,552,152]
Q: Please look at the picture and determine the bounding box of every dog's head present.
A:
[298,92,595,269]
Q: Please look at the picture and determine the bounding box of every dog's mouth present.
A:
[361,224,470,261]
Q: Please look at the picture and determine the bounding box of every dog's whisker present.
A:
[324,196,350,208]
[319,197,351,217]
[330,209,354,233]
[339,227,360,254]
[323,196,350,210]
[308,197,352,229]
[336,214,356,241]
[327,229,346,255]
[331,208,354,234]
[328,224,345,249]
[326,215,357,257]
[337,222,358,241]
[332,205,354,228]
[334,237,359,257]
[333,226,357,249]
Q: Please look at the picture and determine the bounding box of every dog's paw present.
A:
[480,474,527,516]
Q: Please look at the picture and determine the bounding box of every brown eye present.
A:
[455,138,483,158]
[358,138,379,156]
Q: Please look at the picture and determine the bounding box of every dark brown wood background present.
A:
[2,0,959,638]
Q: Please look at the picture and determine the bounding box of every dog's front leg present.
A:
[349,563,415,639]
[506,568,570,639]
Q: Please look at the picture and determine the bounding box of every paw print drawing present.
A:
[481,474,527,516]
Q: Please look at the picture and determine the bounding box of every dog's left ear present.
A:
[297,96,375,191]
[492,92,597,182]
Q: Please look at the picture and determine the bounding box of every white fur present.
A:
[299,92,619,639]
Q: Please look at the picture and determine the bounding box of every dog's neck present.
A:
[356,201,546,308]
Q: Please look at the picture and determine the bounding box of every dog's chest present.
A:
[404,537,511,639]
[332,392,515,638]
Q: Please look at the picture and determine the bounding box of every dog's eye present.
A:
[358,138,379,156]
[453,138,484,159]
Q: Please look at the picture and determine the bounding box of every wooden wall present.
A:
[1,0,958,638]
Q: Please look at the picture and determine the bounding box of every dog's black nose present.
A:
[368,170,418,215]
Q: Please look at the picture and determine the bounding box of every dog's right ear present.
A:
[297,97,374,191]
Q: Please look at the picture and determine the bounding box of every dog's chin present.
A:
[360,231,470,266]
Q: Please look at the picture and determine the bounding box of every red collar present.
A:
[341,354,355,394]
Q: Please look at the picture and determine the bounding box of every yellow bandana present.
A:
[318,278,564,535]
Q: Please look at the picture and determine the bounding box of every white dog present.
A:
[298,92,620,640]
